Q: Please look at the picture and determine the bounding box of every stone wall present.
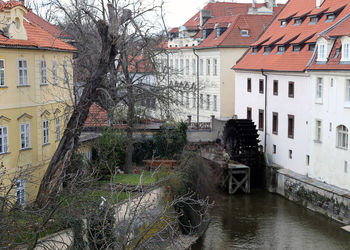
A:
[266,165,350,224]
[187,117,227,143]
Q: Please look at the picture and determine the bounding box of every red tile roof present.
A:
[0,1,76,51]
[167,2,283,50]
[84,103,108,127]
[234,0,350,72]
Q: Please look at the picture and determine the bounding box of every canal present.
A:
[192,190,350,250]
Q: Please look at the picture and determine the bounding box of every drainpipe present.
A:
[261,69,267,153]
[166,52,170,119]
[193,48,200,128]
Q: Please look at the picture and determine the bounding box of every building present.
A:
[0,1,76,204]
[160,1,282,122]
[234,0,350,185]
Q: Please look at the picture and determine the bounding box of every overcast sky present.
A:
[163,0,288,28]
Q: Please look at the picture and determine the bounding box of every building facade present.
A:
[159,1,282,122]
[234,0,350,189]
[0,1,76,204]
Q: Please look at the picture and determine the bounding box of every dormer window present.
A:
[252,47,259,54]
[240,30,250,37]
[326,14,335,22]
[308,43,316,51]
[263,46,271,54]
[277,46,285,53]
[294,18,302,25]
[202,29,213,39]
[318,43,326,61]
[216,27,227,38]
[293,45,301,52]
[334,48,340,58]
[280,20,287,27]
[343,43,350,61]
[310,16,318,24]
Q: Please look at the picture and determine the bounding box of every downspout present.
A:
[193,48,200,128]
[166,52,170,119]
[261,69,267,153]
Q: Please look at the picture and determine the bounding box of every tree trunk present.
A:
[35,20,118,208]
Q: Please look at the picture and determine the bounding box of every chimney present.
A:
[316,0,325,8]
[200,9,211,27]
[265,0,275,10]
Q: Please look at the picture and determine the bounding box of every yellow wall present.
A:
[219,47,248,118]
[0,47,74,203]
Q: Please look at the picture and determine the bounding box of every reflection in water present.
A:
[192,190,350,250]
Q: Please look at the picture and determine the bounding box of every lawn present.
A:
[100,171,159,186]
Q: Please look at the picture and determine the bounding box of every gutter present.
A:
[261,69,267,153]
[193,48,200,128]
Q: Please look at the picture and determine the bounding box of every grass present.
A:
[99,171,159,186]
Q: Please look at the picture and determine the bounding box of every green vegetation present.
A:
[99,172,157,186]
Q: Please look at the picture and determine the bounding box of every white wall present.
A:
[309,71,350,190]
[235,71,311,175]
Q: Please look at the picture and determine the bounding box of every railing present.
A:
[188,122,211,130]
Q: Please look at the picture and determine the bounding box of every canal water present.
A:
[192,190,350,250]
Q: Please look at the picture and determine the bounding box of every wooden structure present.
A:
[143,160,177,168]
[227,163,250,194]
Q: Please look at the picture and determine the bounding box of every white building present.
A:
[159,1,282,123]
[234,0,350,183]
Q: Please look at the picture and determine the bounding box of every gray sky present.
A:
[164,0,288,28]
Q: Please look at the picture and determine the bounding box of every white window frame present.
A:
[0,59,5,86]
[206,59,210,75]
[18,59,28,86]
[40,60,47,85]
[315,120,322,142]
[52,60,58,85]
[16,180,25,205]
[343,43,350,61]
[20,123,30,150]
[316,77,323,101]
[206,94,210,110]
[185,59,189,75]
[337,125,348,149]
[43,120,49,145]
[213,95,217,111]
[318,44,326,61]
[0,126,8,154]
[213,59,217,76]
[175,59,179,72]
[55,117,60,141]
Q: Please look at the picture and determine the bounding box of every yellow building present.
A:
[0,1,76,205]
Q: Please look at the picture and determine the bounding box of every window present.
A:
[293,45,301,52]
[318,44,325,60]
[0,60,5,86]
[206,59,210,75]
[200,94,203,109]
[192,59,196,75]
[43,120,49,145]
[346,80,350,102]
[213,95,217,111]
[185,59,189,75]
[55,117,60,141]
[18,60,28,86]
[247,107,252,120]
[337,125,348,149]
[170,59,173,72]
[52,60,58,85]
[213,59,217,76]
[288,81,294,98]
[63,60,68,84]
[294,18,302,25]
[206,94,210,110]
[200,59,204,75]
[315,120,322,141]
[280,20,287,26]
[273,80,278,95]
[273,145,277,154]
[277,46,285,53]
[263,46,271,54]
[180,59,184,75]
[40,60,47,85]
[309,43,316,51]
[345,161,348,173]
[343,43,350,60]
[252,47,259,54]
[258,109,264,131]
[289,150,293,159]
[288,115,294,139]
[306,155,310,165]
[310,16,318,23]
[316,77,323,99]
[259,79,264,94]
[192,92,196,108]
[20,123,30,149]
[175,59,179,72]
[247,78,252,92]
[272,112,278,135]
[0,126,8,154]
[326,14,335,22]
[16,180,25,205]
[186,92,189,108]
[240,29,249,37]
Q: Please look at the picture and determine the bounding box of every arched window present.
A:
[337,125,348,149]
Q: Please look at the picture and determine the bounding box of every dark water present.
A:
[192,190,350,250]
